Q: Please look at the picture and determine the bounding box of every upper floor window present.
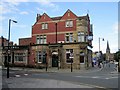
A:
[65,33,73,43]
[66,20,73,27]
[42,23,48,29]
[65,33,69,43]
[36,35,47,44]
[69,33,73,42]
[78,32,85,42]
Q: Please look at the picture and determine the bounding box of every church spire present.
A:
[106,41,110,53]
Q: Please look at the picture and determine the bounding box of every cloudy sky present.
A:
[0,0,119,53]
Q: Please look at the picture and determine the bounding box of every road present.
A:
[2,62,119,89]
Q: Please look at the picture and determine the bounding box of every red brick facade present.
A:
[32,9,80,44]
[19,37,31,45]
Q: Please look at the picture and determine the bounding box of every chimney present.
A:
[36,14,41,22]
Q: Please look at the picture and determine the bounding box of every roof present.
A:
[51,16,62,20]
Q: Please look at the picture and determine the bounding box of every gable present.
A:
[61,9,77,20]
[37,13,52,23]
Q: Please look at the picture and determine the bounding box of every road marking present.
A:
[92,76,99,78]
[24,74,28,76]
[75,75,118,80]
[15,75,20,77]
[105,78,109,79]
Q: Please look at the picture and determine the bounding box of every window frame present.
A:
[42,23,48,29]
[78,32,85,42]
[65,20,73,27]
[14,53,26,62]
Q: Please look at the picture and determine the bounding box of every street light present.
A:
[7,19,17,78]
[99,37,104,52]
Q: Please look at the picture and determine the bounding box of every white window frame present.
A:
[42,23,48,29]
[69,33,73,42]
[65,20,73,27]
[36,36,40,44]
[43,35,47,44]
[78,32,85,42]
[14,53,26,62]
[36,51,42,63]
[36,35,47,44]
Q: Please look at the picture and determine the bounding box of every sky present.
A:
[0,0,119,53]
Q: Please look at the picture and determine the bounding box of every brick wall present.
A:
[19,38,31,45]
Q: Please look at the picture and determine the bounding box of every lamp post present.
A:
[98,37,104,68]
[7,19,17,78]
[99,37,104,52]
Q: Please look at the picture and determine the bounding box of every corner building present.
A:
[30,9,93,69]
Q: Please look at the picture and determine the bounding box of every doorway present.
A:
[52,54,58,67]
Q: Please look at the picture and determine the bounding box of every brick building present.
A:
[1,9,93,70]
[0,36,30,67]
[29,9,93,69]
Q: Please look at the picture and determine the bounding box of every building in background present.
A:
[0,36,30,67]
[106,41,114,61]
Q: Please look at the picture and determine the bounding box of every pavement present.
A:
[4,65,103,74]
[2,77,95,88]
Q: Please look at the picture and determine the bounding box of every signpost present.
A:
[70,52,73,72]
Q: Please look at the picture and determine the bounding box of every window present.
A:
[15,53,25,62]
[65,33,73,43]
[66,49,73,63]
[66,20,73,27]
[65,33,69,42]
[36,35,47,44]
[78,32,85,42]
[36,36,40,44]
[42,23,48,29]
[43,35,47,44]
[69,21,73,27]
[80,56,84,63]
[40,35,43,44]
[36,51,42,63]
[69,33,73,42]
[36,51,47,63]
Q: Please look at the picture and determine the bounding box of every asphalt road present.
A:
[2,63,119,90]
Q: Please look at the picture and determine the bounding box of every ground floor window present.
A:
[36,51,47,64]
[80,56,84,63]
[14,53,26,62]
[66,49,73,63]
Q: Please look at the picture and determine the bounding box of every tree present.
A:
[114,51,120,62]
[114,50,120,72]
